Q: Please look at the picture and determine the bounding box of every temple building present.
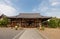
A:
[0,13,51,28]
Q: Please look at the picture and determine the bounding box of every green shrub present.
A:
[48,17,58,28]
[48,20,57,28]
[41,26,45,30]
[0,17,9,27]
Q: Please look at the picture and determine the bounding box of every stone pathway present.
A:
[19,28,43,39]
[0,28,24,39]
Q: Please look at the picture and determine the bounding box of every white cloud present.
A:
[51,2,60,6]
[49,0,60,3]
[46,11,60,18]
[32,0,49,15]
[0,0,12,5]
[32,0,60,18]
[49,0,60,6]
[0,0,18,16]
[0,4,17,16]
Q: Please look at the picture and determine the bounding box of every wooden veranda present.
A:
[0,13,51,28]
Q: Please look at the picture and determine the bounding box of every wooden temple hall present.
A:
[1,13,51,28]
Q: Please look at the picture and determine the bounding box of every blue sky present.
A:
[0,0,60,18]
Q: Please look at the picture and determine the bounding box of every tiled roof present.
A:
[1,13,51,19]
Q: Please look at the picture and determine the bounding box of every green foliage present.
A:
[0,17,9,27]
[41,26,45,30]
[58,20,60,28]
[48,17,59,28]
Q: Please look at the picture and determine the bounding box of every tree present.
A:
[48,17,59,28]
[58,19,60,27]
[0,17,9,27]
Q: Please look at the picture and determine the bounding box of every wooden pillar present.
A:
[20,19,22,27]
[39,19,42,29]
[34,19,35,27]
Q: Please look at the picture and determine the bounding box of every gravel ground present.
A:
[0,27,24,39]
[40,28,60,39]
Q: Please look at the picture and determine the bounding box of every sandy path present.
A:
[40,28,60,39]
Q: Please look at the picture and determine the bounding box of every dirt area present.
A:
[40,28,60,39]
